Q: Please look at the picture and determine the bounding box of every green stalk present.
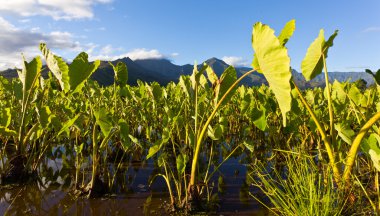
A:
[90,122,98,191]
[343,111,380,183]
[189,69,255,187]
[18,73,40,153]
[293,81,341,183]
[322,54,336,148]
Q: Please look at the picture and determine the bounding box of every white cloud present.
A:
[0,17,84,70]
[88,46,178,62]
[222,56,249,67]
[0,0,113,20]
[363,27,380,33]
[123,49,165,60]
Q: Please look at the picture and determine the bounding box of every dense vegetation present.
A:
[1,20,380,215]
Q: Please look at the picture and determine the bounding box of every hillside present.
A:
[0,57,374,87]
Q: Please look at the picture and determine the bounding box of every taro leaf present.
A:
[179,76,191,97]
[213,66,237,107]
[207,124,223,140]
[205,63,218,86]
[176,154,189,175]
[369,149,380,172]
[118,119,131,151]
[151,83,162,101]
[301,30,324,81]
[335,123,355,145]
[190,63,207,90]
[36,106,52,128]
[252,19,295,73]
[348,85,363,106]
[110,62,128,86]
[362,133,380,154]
[57,114,81,137]
[251,22,292,126]
[146,140,161,159]
[278,19,296,46]
[129,134,142,148]
[40,43,69,91]
[301,29,338,81]
[0,108,11,128]
[0,108,16,136]
[17,56,42,94]
[251,105,267,131]
[332,80,347,104]
[94,108,113,137]
[365,69,380,85]
[68,52,100,93]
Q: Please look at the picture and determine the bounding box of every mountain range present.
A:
[0,57,374,88]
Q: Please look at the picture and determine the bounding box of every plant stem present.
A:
[343,111,380,184]
[322,54,336,148]
[189,69,255,187]
[292,81,341,184]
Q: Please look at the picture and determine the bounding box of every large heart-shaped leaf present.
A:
[68,52,100,93]
[213,66,237,107]
[301,30,338,81]
[17,56,42,94]
[251,22,292,126]
[110,62,128,86]
[252,19,295,73]
[94,108,113,137]
[40,43,69,91]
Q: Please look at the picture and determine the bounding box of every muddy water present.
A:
[0,157,269,215]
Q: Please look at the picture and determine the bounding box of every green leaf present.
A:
[251,105,267,131]
[278,19,296,46]
[118,119,131,151]
[251,22,292,126]
[17,56,42,93]
[94,108,113,137]
[214,66,237,107]
[205,63,218,85]
[348,85,363,106]
[68,52,100,93]
[301,30,325,81]
[252,19,295,73]
[36,106,52,128]
[40,43,69,91]
[335,123,355,145]
[301,30,338,81]
[57,114,81,137]
[176,154,189,175]
[146,140,161,159]
[369,149,380,171]
[0,108,11,128]
[110,62,128,86]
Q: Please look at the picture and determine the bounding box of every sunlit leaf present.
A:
[17,55,42,93]
[94,108,113,137]
[301,30,338,81]
[118,119,131,151]
[278,19,296,46]
[68,52,100,93]
[110,61,128,86]
[40,43,69,91]
[251,22,292,126]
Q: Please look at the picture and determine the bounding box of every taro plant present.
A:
[250,19,380,197]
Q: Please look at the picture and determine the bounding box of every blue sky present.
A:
[0,0,379,72]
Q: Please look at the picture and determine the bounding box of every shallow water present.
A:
[0,156,269,215]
